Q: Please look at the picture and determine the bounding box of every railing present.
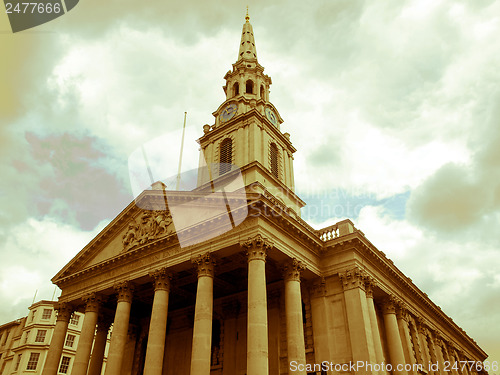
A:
[316,224,339,241]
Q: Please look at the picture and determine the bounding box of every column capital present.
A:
[339,267,366,291]
[114,281,134,303]
[309,277,327,299]
[395,301,409,320]
[364,276,377,298]
[415,316,428,334]
[241,234,272,262]
[55,302,73,322]
[149,268,172,291]
[82,292,104,313]
[382,295,401,315]
[282,258,305,282]
[192,252,215,278]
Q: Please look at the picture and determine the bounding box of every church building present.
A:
[41,12,487,375]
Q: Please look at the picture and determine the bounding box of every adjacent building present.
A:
[38,12,487,375]
[0,301,89,374]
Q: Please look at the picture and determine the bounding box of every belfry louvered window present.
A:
[270,143,279,178]
[219,138,232,176]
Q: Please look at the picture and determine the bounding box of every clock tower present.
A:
[196,11,305,216]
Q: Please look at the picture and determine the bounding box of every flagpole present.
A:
[176,112,187,190]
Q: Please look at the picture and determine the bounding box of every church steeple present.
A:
[238,10,257,61]
[196,11,305,216]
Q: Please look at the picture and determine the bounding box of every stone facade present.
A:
[41,13,487,375]
[0,300,89,374]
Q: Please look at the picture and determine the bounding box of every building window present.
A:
[245,79,253,94]
[70,314,80,326]
[233,82,239,96]
[219,138,232,176]
[260,85,265,99]
[35,330,47,343]
[31,310,36,322]
[26,352,40,371]
[41,309,52,320]
[65,334,75,348]
[58,356,71,374]
[270,143,279,179]
[14,354,22,371]
[24,330,30,344]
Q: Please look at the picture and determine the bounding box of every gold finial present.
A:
[245,6,250,22]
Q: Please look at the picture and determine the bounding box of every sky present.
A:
[1,0,499,364]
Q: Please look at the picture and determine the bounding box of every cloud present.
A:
[407,93,500,242]
[0,217,108,322]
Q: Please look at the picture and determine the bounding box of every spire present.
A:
[238,8,257,61]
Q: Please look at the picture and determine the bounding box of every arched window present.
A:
[219,138,232,176]
[260,85,265,99]
[270,143,279,179]
[233,82,240,97]
[246,80,254,94]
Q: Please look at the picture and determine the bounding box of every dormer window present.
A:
[246,80,254,94]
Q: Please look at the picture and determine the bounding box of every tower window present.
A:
[219,138,232,176]
[233,82,239,96]
[260,85,265,99]
[270,143,279,179]
[246,80,254,94]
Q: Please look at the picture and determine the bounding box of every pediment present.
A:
[52,193,177,284]
[52,187,250,284]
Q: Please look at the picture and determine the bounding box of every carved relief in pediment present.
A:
[122,210,175,251]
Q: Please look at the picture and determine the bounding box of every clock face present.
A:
[265,108,278,126]
[220,103,238,123]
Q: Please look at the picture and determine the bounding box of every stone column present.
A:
[458,350,470,375]
[283,258,307,374]
[396,305,417,375]
[365,277,386,373]
[442,341,459,375]
[104,281,134,375]
[242,234,272,375]
[190,253,215,375]
[426,330,440,375]
[382,296,407,375]
[88,316,112,375]
[309,278,332,371]
[144,268,172,375]
[408,317,424,367]
[340,268,377,373]
[73,293,103,375]
[41,302,73,375]
[416,317,432,374]
[434,334,446,375]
